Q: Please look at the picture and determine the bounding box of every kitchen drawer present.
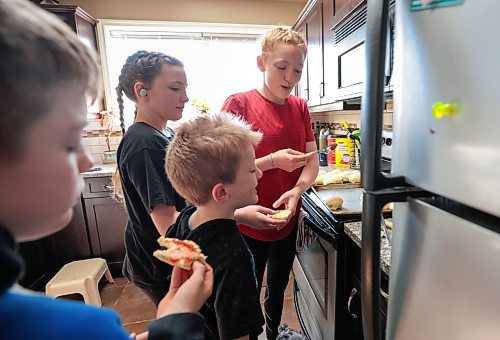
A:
[82,177,113,198]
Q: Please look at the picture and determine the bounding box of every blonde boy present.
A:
[0,0,212,338]
[222,27,318,339]
[165,112,265,340]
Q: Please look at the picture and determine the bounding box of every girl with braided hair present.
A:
[116,50,193,306]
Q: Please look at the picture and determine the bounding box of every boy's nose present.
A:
[77,148,94,173]
[284,70,296,83]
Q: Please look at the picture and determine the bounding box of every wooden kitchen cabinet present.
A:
[38,3,105,112]
[295,23,310,102]
[294,0,353,108]
[18,200,91,291]
[82,176,128,276]
[39,4,98,54]
[306,7,323,107]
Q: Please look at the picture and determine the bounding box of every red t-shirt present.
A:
[221,89,316,241]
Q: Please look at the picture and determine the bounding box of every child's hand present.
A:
[234,205,287,230]
[272,148,316,172]
[272,188,301,229]
[157,261,213,318]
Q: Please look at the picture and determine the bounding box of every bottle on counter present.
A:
[319,129,329,151]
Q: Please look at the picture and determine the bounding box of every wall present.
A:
[59,0,307,25]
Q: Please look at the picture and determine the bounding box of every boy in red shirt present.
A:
[223,27,318,339]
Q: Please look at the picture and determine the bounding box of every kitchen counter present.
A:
[81,163,116,178]
[344,221,392,275]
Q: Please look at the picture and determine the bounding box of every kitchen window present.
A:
[97,20,275,128]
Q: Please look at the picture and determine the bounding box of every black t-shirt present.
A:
[165,206,264,340]
[117,122,186,287]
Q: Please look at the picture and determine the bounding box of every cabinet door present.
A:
[50,199,92,265]
[295,23,310,102]
[306,8,323,107]
[18,237,55,291]
[321,0,336,104]
[85,197,128,275]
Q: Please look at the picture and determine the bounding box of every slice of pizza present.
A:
[153,236,207,270]
[267,209,292,220]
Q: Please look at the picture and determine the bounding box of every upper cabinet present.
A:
[39,4,105,112]
[39,4,98,51]
[294,0,395,108]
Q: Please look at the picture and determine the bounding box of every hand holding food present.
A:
[157,261,214,317]
[153,237,207,270]
[267,209,292,220]
[272,148,316,172]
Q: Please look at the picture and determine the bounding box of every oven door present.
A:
[293,215,337,340]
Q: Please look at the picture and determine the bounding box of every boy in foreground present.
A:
[0,0,212,338]
[165,113,265,340]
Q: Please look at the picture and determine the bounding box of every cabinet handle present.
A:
[104,185,113,191]
[319,82,325,98]
[347,287,359,319]
[304,88,309,101]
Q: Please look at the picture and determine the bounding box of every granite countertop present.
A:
[81,163,117,178]
[344,221,392,275]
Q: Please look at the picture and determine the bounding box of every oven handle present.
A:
[347,287,359,319]
[303,215,337,246]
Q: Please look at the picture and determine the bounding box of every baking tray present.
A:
[315,187,393,218]
[316,187,364,217]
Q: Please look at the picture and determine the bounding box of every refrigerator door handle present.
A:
[361,187,431,340]
[362,0,405,192]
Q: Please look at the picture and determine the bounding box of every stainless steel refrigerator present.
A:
[360,1,500,339]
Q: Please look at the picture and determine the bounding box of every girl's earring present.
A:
[139,88,148,97]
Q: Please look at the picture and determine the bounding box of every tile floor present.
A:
[61,272,302,338]
[82,273,302,338]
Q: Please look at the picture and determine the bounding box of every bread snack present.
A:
[153,236,207,270]
[322,172,344,185]
[267,209,292,220]
[326,195,344,211]
[348,171,361,184]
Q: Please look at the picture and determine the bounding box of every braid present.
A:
[116,84,126,134]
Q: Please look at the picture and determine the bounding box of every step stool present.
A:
[45,258,114,307]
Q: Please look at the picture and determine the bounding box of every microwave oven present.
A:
[332,0,395,101]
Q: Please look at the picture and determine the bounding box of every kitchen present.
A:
[13,0,500,340]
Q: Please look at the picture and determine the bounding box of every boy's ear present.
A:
[212,182,229,203]
[257,55,266,72]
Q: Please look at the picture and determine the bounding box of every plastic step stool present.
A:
[45,258,114,306]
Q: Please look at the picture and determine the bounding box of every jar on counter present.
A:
[327,134,342,166]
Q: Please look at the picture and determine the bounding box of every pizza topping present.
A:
[153,237,207,270]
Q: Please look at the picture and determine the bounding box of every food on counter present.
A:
[153,236,207,270]
[322,173,344,185]
[326,195,344,211]
[267,209,292,220]
[314,169,361,186]
[383,202,394,211]
[348,171,361,184]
